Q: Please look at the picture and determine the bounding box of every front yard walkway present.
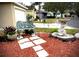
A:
[0,33,79,57]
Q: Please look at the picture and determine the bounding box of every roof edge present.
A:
[13,2,28,10]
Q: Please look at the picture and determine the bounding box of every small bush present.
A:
[24,29,34,35]
[27,14,33,21]
[0,31,5,36]
[29,29,34,35]
[24,29,29,34]
[4,26,16,35]
[0,35,8,42]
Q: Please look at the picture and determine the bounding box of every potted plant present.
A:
[4,26,17,40]
[0,30,8,42]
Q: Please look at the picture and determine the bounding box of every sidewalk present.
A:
[33,23,75,29]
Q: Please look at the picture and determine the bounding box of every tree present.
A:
[31,2,42,11]
[43,2,79,14]
[43,2,72,13]
[74,3,79,16]
[26,5,35,10]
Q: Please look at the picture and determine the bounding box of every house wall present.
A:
[0,3,15,28]
[14,5,27,22]
[0,3,27,28]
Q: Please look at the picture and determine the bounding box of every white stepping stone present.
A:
[17,36,23,40]
[36,50,49,57]
[31,34,36,36]
[33,45,43,51]
[19,42,34,49]
[29,36,40,40]
[18,38,30,44]
[33,38,46,45]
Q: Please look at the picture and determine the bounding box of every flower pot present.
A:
[7,34,17,40]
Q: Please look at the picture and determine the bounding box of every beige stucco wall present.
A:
[0,3,27,28]
[0,3,16,28]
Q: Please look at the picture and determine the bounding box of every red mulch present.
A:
[0,32,79,57]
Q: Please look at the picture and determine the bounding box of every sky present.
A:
[22,2,32,6]
[0,0,79,2]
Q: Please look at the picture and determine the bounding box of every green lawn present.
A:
[35,28,79,35]
[35,28,58,33]
[33,18,79,35]
[33,18,64,23]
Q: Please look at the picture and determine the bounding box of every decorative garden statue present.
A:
[57,20,67,35]
[16,14,35,39]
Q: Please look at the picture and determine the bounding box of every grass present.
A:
[35,28,58,33]
[34,18,79,35]
[35,28,79,35]
[33,18,64,23]
[66,29,79,35]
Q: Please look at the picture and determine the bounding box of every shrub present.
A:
[29,29,34,35]
[0,30,8,42]
[4,26,16,35]
[24,29,29,34]
[0,31,5,36]
[27,14,33,21]
[0,35,8,42]
[24,29,34,35]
